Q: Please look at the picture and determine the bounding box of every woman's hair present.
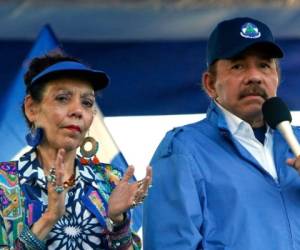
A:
[25,52,80,101]
[22,52,81,127]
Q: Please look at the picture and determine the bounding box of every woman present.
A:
[0,53,152,250]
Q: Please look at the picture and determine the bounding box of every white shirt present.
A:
[216,102,278,180]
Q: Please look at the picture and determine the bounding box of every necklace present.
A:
[63,173,76,188]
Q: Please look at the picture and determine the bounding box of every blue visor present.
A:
[30,61,110,91]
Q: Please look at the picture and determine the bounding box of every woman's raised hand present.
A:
[46,148,67,222]
[108,165,152,222]
[31,148,68,240]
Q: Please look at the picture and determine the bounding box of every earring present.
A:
[25,126,44,147]
[80,136,100,165]
[214,95,219,102]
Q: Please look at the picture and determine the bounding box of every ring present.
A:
[55,185,64,193]
[136,200,143,205]
[137,179,144,188]
[131,200,137,208]
[131,197,145,209]
[46,168,56,184]
[140,193,148,200]
[136,195,146,203]
[136,192,147,201]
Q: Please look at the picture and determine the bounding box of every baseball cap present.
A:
[29,61,110,91]
[207,17,284,66]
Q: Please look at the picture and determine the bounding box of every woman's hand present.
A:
[287,155,300,173]
[46,148,67,221]
[108,165,152,222]
[31,148,67,240]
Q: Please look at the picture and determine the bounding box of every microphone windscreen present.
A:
[262,97,292,129]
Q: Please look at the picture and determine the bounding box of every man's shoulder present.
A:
[166,118,212,141]
[164,121,200,141]
[152,119,211,158]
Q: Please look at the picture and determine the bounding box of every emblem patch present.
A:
[240,22,261,39]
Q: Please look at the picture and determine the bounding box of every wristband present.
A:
[106,213,128,233]
[106,213,133,250]
[19,224,46,250]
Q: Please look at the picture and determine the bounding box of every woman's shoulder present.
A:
[0,160,24,249]
[0,160,18,169]
[0,161,19,187]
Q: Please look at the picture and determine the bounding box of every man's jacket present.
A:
[143,101,300,250]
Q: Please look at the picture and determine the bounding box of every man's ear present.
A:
[24,95,38,123]
[202,72,218,99]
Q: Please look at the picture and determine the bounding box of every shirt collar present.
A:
[214,101,273,138]
[18,148,46,188]
[77,159,100,190]
[215,101,245,135]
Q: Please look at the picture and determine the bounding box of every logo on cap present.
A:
[240,22,261,39]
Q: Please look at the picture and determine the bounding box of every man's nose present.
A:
[244,67,262,85]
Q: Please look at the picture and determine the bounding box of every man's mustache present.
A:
[239,85,268,100]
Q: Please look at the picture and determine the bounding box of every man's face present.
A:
[206,49,279,125]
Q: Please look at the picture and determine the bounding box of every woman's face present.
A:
[26,78,95,152]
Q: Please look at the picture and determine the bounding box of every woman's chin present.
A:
[59,140,81,152]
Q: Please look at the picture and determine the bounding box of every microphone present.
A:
[262,97,300,156]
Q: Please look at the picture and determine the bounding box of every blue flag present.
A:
[0,24,61,161]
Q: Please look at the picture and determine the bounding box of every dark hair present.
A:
[22,52,81,127]
[201,61,217,94]
[25,52,80,100]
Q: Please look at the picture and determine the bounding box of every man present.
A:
[143,17,300,250]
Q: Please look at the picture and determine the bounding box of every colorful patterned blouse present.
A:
[0,148,141,250]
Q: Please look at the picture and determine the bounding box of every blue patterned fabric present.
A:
[15,148,130,250]
[19,150,117,250]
